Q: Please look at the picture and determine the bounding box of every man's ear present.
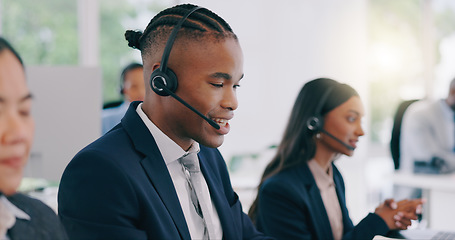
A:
[152,63,160,72]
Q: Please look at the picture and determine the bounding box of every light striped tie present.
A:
[179,154,210,240]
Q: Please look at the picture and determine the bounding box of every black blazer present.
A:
[58,101,271,240]
[255,162,389,240]
[7,193,68,240]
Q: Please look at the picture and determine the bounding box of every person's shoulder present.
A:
[9,193,69,239]
[404,99,446,123]
[406,99,436,114]
[261,164,308,192]
[74,132,135,165]
[261,171,288,188]
[87,123,131,151]
[7,193,57,218]
[65,117,148,179]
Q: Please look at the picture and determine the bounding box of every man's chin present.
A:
[199,136,224,149]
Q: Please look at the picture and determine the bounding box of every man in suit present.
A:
[400,77,455,174]
[101,63,145,134]
[58,4,271,240]
[0,36,67,239]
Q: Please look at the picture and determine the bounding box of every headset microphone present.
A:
[320,129,355,151]
[152,78,220,130]
[306,84,355,151]
[149,6,220,130]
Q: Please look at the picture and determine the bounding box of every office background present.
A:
[1,0,455,225]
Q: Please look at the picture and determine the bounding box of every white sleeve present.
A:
[400,101,455,172]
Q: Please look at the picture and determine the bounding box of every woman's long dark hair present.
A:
[248,78,359,222]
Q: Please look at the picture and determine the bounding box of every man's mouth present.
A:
[212,118,228,127]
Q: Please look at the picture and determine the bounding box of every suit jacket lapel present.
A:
[121,101,191,240]
[333,165,352,230]
[198,152,238,240]
[298,163,334,240]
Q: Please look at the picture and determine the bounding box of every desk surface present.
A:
[392,172,455,231]
[392,172,455,191]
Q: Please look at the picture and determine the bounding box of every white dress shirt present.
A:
[308,159,343,240]
[136,103,223,239]
[400,99,455,172]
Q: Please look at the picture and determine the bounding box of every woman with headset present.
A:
[248,78,423,240]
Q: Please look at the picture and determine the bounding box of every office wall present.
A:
[25,66,102,182]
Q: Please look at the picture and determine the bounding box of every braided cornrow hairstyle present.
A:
[125,3,237,55]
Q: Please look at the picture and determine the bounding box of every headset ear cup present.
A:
[164,68,178,92]
[150,70,166,96]
[150,68,178,96]
[306,116,323,133]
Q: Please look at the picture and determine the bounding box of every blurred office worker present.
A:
[249,78,423,240]
[101,63,145,134]
[400,77,455,174]
[58,4,272,240]
[0,37,67,239]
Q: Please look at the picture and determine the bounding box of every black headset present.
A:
[150,6,202,96]
[306,85,335,133]
[147,6,220,130]
[306,84,356,150]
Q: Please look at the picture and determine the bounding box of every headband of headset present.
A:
[306,85,335,132]
[150,6,202,96]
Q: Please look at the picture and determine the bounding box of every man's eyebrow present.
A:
[210,72,232,80]
[209,72,244,81]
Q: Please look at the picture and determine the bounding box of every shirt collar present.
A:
[136,103,200,165]
[308,159,334,190]
[0,195,30,221]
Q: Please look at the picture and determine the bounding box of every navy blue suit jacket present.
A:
[255,162,389,240]
[58,101,269,240]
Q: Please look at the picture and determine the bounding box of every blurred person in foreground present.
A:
[0,36,67,239]
[249,78,424,240]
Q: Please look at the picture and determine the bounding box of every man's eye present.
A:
[211,83,223,88]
